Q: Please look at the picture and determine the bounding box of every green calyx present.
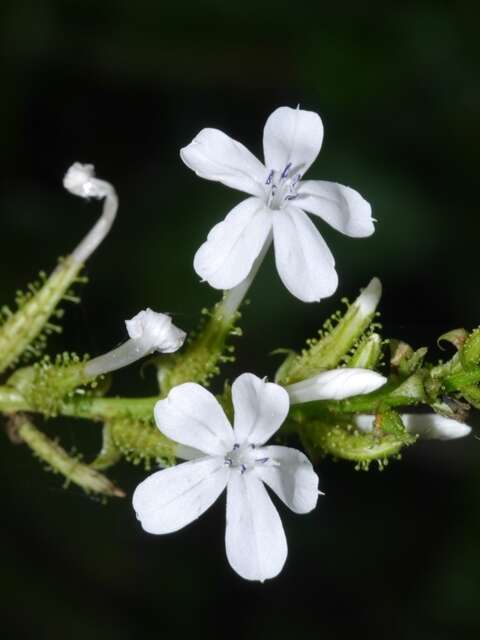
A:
[6,353,92,417]
[1,269,479,495]
[277,277,382,385]
[299,410,416,471]
[0,258,86,374]
[158,296,242,395]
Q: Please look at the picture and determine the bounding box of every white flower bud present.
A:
[354,413,471,441]
[125,309,186,354]
[356,277,382,316]
[84,310,186,378]
[286,367,387,404]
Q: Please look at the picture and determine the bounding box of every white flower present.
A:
[354,413,472,441]
[132,372,320,582]
[181,106,375,302]
[85,309,186,377]
[286,368,387,404]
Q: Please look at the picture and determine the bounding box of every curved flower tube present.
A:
[63,162,118,264]
[133,373,320,582]
[85,309,186,377]
[0,162,119,374]
[181,106,375,302]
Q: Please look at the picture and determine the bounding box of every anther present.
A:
[240,464,247,474]
[233,443,240,450]
[281,163,292,179]
[266,170,274,185]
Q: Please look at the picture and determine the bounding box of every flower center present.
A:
[224,443,275,474]
[265,163,301,210]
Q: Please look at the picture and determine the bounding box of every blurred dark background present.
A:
[1,1,479,638]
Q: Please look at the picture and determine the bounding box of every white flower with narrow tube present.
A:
[63,162,118,264]
[85,309,186,377]
[132,372,320,582]
[286,368,387,404]
[354,413,472,440]
[181,106,375,302]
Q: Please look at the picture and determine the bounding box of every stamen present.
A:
[255,457,269,464]
[292,172,302,186]
[265,170,274,185]
[225,458,233,467]
[233,443,240,450]
[281,162,292,179]
[240,464,247,474]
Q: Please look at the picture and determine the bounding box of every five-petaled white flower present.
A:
[132,372,320,582]
[181,106,375,302]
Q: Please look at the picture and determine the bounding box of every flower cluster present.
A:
[1,105,473,584]
[128,106,471,580]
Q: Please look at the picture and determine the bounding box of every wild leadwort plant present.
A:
[0,106,476,581]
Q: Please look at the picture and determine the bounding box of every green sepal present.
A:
[346,332,383,369]
[277,278,382,385]
[390,340,428,376]
[158,297,242,395]
[457,384,480,409]
[6,353,93,417]
[109,417,176,470]
[90,423,123,470]
[437,328,468,351]
[273,349,298,383]
[299,416,412,471]
[460,327,480,369]
[0,258,86,374]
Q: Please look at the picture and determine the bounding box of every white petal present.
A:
[194,197,272,290]
[225,472,287,582]
[272,206,338,302]
[287,368,387,404]
[133,457,229,534]
[154,383,234,456]
[232,373,290,446]
[263,106,324,175]
[175,444,205,460]
[297,180,375,238]
[355,413,472,441]
[180,128,267,197]
[254,445,319,514]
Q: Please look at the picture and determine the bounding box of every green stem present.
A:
[0,385,157,421]
[14,415,125,497]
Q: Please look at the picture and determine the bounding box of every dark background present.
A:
[1,1,479,638]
